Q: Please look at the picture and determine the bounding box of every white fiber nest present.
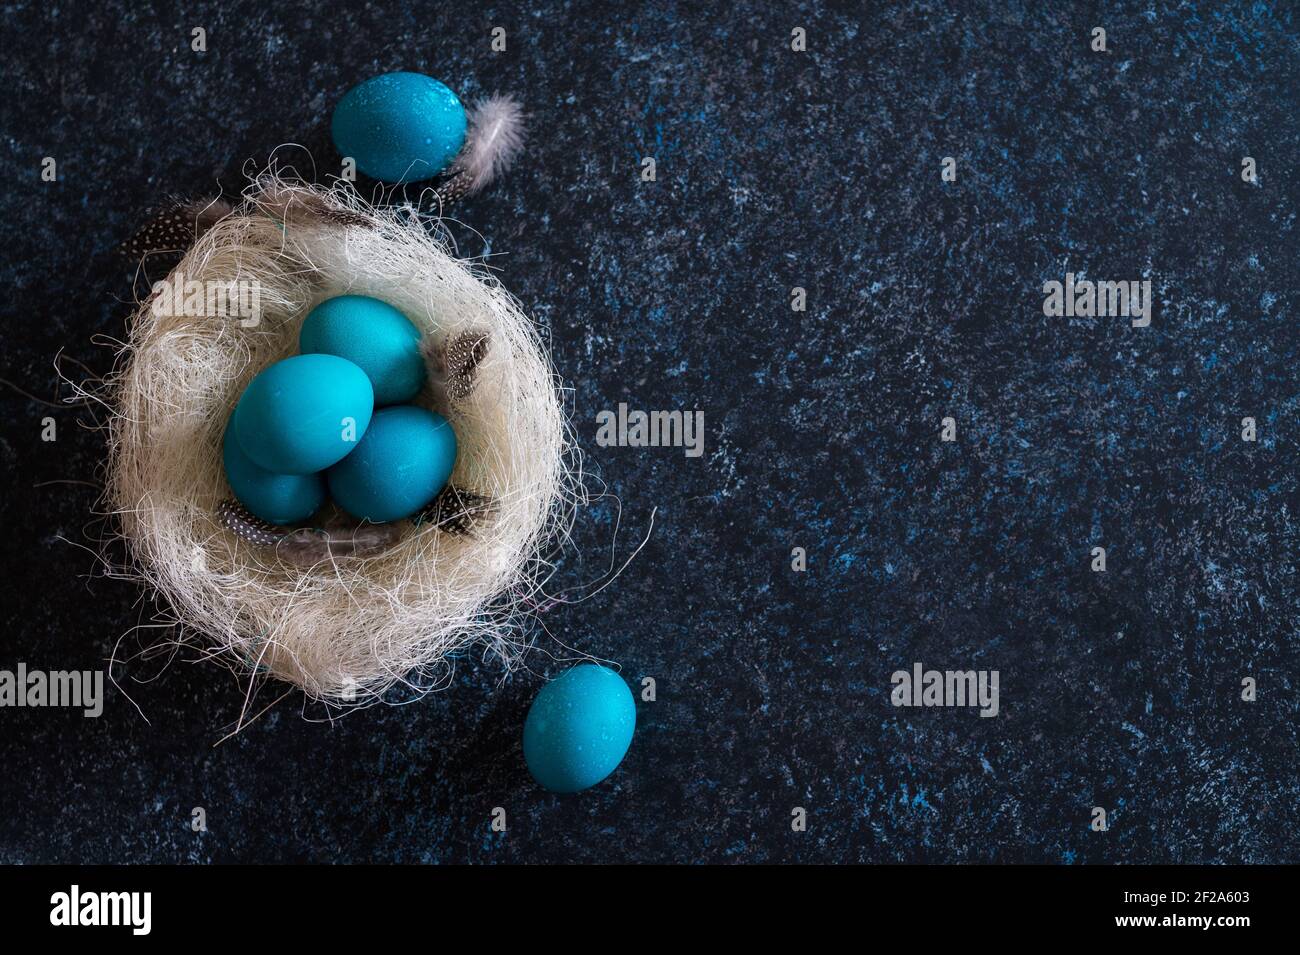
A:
[105,178,579,703]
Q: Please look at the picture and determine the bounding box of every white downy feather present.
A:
[457,94,526,194]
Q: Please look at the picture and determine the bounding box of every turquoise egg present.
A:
[222,422,326,525]
[233,354,374,475]
[331,72,467,183]
[327,405,456,522]
[299,295,425,406]
[523,664,636,793]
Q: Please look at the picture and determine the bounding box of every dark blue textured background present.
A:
[0,1,1296,863]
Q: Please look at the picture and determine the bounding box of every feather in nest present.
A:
[123,187,378,266]
[120,198,234,260]
[422,329,491,404]
[416,484,496,537]
[217,500,403,567]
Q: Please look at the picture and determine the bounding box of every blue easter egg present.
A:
[327,405,456,522]
[299,295,426,406]
[331,72,467,183]
[222,422,326,525]
[233,354,374,475]
[523,664,636,793]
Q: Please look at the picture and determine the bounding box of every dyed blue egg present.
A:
[331,72,467,183]
[327,405,456,522]
[523,664,636,793]
[299,295,425,406]
[222,422,326,525]
[233,354,374,475]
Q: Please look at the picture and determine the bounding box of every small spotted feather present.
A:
[120,199,233,261]
[416,484,495,537]
[217,499,405,566]
[423,330,490,403]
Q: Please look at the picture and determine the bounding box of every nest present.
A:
[105,178,579,703]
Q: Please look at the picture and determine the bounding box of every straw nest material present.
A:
[105,178,579,703]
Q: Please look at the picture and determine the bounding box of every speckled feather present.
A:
[216,499,288,547]
[423,330,490,402]
[119,199,234,260]
[415,484,495,537]
[433,169,475,206]
[217,499,403,565]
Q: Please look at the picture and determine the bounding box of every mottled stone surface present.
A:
[0,1,1296,863]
